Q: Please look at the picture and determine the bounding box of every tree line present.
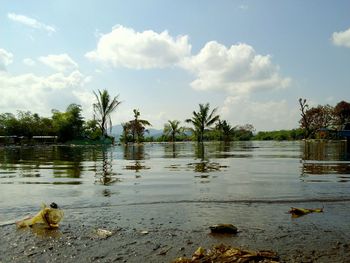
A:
[298,98,350,139]
[0,90,256,143]
[2,90,347,143]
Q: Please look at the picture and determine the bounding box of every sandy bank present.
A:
[1,201,350,262]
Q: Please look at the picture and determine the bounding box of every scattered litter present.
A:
[172,244,279,263]
[16,203,64,229]
[288,207,323,218]
[95,228,113,239]
[209,224,238,234]
[158,246,172,255]
[140,230,149,235]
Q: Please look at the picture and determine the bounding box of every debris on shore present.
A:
[172,244,279,263]
[209,224,238,234]
[288,207,323,218]
[16,203,64,228]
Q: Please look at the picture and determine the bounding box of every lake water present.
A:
[1,140,349,223]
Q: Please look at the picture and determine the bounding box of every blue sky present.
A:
[1,0,350,131]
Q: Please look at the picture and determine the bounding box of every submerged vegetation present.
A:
[1,91,349,144]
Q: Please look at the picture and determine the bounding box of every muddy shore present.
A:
[1,201,350,263]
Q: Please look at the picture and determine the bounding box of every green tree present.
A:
[52,104,84,142]
[120,122,132,143]
[83,119,101,140]
[233,124,255,141]
[121,109,151,143]
[163,120,185,142]
[128,109,151,143]
[216,120,235,141]
[334,100,350,128]
[299,102,334,139]
[0,113,19,136]
[93,89,121,137]
[185,103,220,142]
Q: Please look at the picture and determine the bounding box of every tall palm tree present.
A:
[93,89,121,137]
[163,120,185,142]
[186,103,220,142]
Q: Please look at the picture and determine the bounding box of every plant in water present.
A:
[186,103,220,142]
[93,89,121,138]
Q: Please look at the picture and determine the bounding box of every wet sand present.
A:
[1,201,350,262]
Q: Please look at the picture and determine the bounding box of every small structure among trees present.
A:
[299,98,350,139]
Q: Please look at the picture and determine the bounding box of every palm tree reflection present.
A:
[188,143,226,176]
[95,147,120,186]
[122,144,150,177]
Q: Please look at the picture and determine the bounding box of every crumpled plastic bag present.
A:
[16,202,64,228]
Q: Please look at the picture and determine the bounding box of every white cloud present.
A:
[220,96,299,131]
[0,70,92,116]
[7,13,56,34]
[332,27,350,48]
[0,49,13,70]
[39,54,78,72]
[86,25,191,69]
[23,58,36,66]
[183,41,290,94]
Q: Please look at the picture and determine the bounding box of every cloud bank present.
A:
[0,48,92,116]
[85,25,191,69]
[183,41,290,94]
[87,26,290,95]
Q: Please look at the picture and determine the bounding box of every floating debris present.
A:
[288,207,323,218]
[16,203,64,229]
[209,224,238,234]
[172,244,279,263]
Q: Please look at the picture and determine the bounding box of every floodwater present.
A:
[0,140,349,223]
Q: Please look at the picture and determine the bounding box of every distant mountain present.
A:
[110,125,163,139]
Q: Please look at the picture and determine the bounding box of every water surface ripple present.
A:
[1,141,349,222]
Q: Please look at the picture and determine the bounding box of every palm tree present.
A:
[216,119,235,141]
[93,89,121,137]
[186,103,220,142]
[163,120,185,142]
[129,109,151,143]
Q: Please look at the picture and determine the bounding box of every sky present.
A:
[1,0,350,131]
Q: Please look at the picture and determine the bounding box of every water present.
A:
[0,140,349,222]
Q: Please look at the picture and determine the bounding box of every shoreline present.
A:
[1,201,350,262]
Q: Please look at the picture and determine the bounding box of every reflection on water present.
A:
[2,141,350,221]
[301,140,350,182]
[94,147,121,186]
[122,144,150,176]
